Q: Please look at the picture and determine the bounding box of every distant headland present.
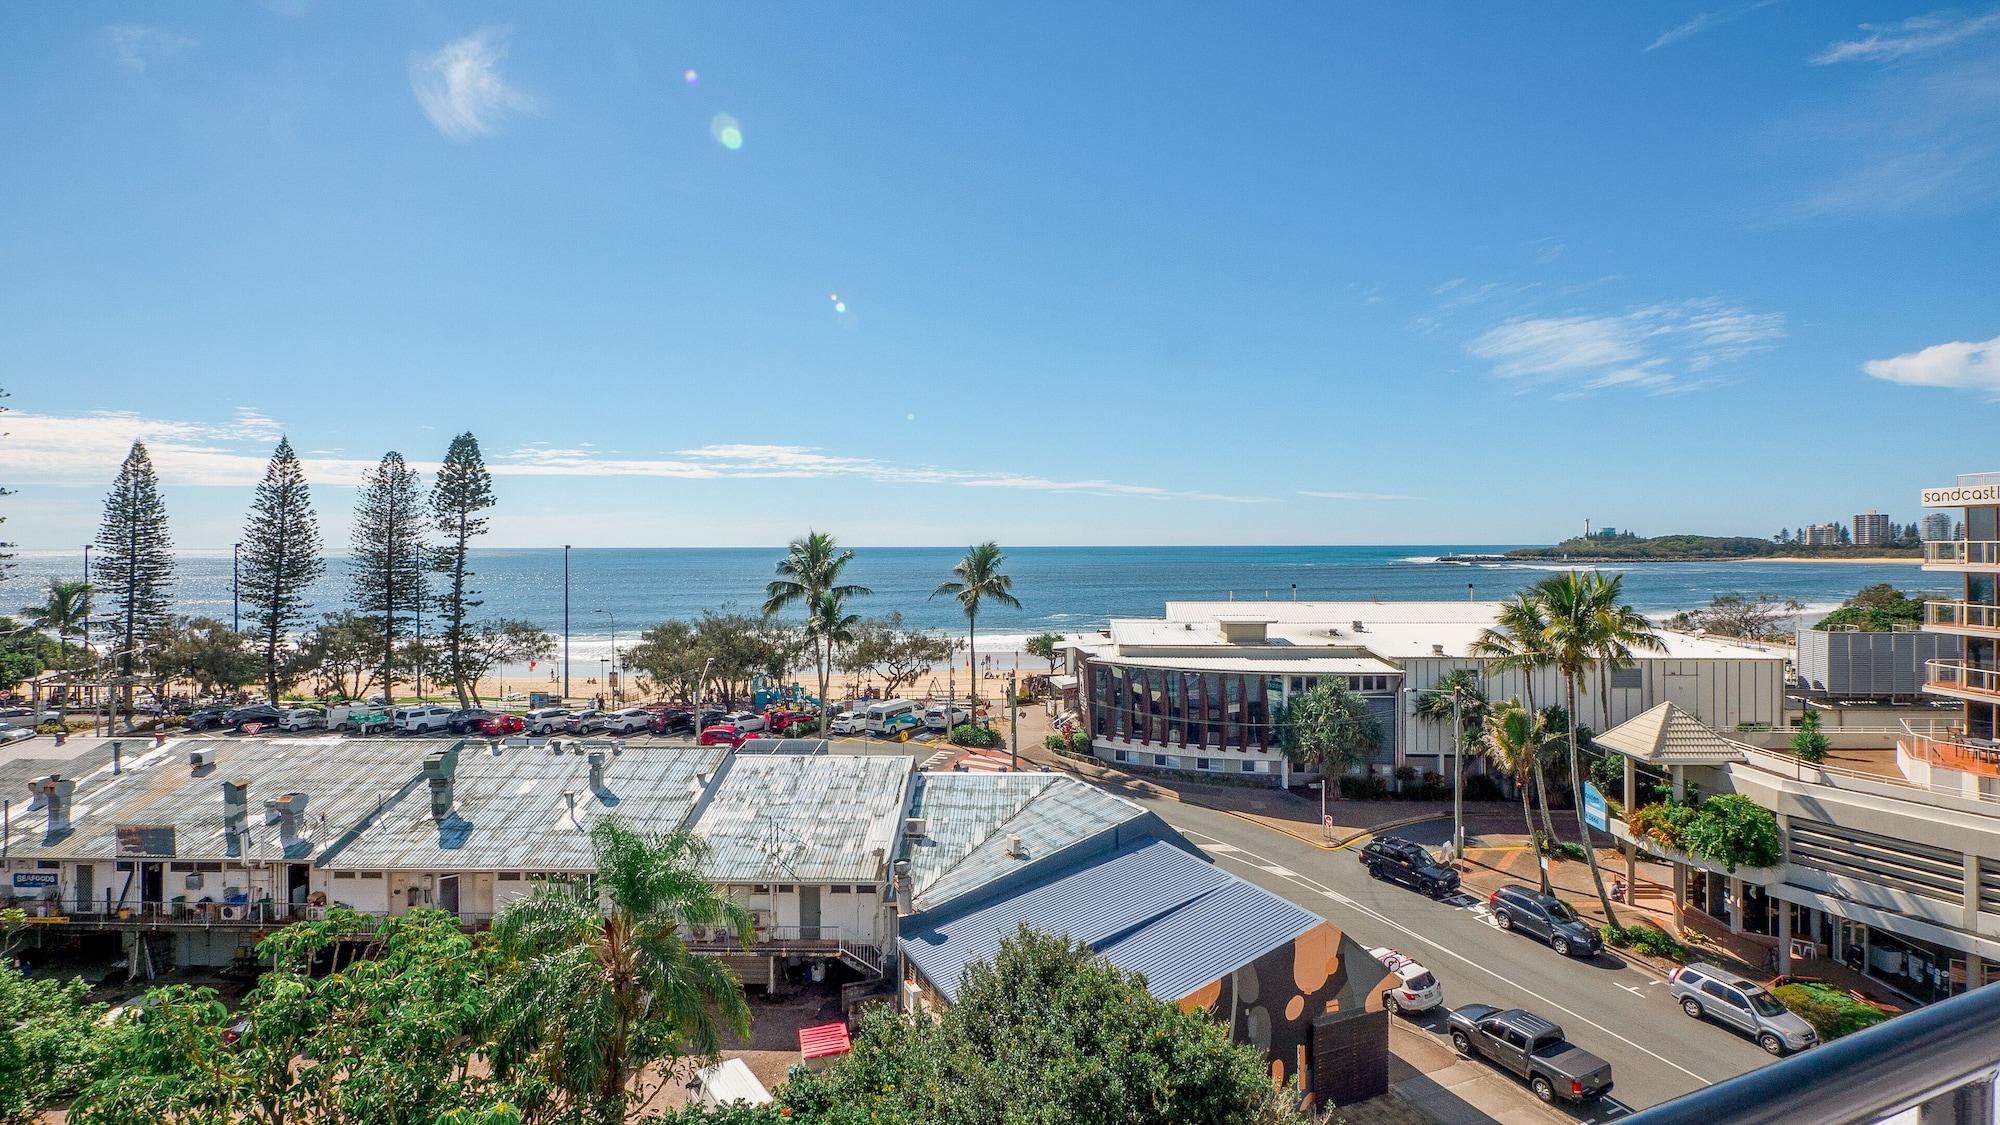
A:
[1438,534,1923,565]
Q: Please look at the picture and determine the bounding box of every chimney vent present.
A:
[264,792,308,846]
[893,859,914,917]
[222,780,250,856]
[189,749,213,773]
[587,750,607,791]
[30,775,74,835]
[1432,644,1445,656]
[1352,620,1366,633]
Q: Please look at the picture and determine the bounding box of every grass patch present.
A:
[1772,982,1890,1041]
[1598,923,1687,962]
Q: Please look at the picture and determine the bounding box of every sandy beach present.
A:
[1734,555,1922,565]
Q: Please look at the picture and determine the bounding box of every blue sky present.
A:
[3,3,1998,548]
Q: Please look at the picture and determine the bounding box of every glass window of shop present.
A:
[1148,668,1167,743]
[1225,676,1243,748]
[1863,927,1967,1004]
[1969,506,1997,543]
[1246,678,1267,750]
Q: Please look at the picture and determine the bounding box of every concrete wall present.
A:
[1796,629,1959,699]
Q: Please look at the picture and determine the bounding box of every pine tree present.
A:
[240,437,324,703]
[428,432,496,708]
[349,452,426,701]
[94,441,175,695]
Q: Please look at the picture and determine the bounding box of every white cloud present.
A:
[1647,0,1783,52]
[1863,333,2000,395]
[1465,299,1784,394]
[1297,490,1421,502]
[103,25,194,71]
[0,411,374,487]
[1814,9,2000,64]
[409,28,541,141]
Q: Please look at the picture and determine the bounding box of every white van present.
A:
[864,699,921,737]
[393,705,457,734]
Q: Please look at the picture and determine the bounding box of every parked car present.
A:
[446,709,495,734]
[1669,962,1818,1054]
[1358,836,1461,898]
[647,708,694,735]
[722,711,766,732]
[224,704,284,733]
[184,706,231,731]
[564,709,607,734]
[0,728,36,746]
[828,710,866,735]
[0,707,58,726]
[1369,947,1443,1014]
[602,707,652,734]
[393,705,458,734]
[1446,1005,1613,1104]
[525,708,572,735]
[1487,885,1603,958]
[325,704,392,734]
[698,723,757,748]
[765,708,814,732]
[923,704,973,732]
[276,707,324,732]
[478,713,527,737]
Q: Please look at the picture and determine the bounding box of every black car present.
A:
[647,708,693,735]
[184,707,230,731]
[1446,1005,1613,1104]
[1487,885,1603,957]
[1358,836,1461,898]
[446,709,495,734]
[223,704,284,732]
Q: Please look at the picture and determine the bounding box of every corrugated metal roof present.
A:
[688,754,912,884]
[330,742,729,871]
[899,838,1320,1004]
[904,772,1150,912]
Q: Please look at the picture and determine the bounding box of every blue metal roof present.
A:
[899,837,1321,1004]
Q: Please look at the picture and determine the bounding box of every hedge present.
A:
[949,723,1001,748]
[1599,923,1687,963]
[1772,982,1890,1041]
[1628,795,1780,872]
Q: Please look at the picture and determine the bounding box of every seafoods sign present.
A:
[1923,484,2000,507]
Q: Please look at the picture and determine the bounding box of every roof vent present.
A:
[1432,644,1445,656]
[189,749,213,773]
[1006,832,1023,858]
[904,816,927,838]
[1353,620,1366,632]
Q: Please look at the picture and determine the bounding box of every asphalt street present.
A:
[1131,797,1777,1118]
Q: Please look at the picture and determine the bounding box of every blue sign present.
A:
[11,872,57,889]
[1583,782,1609,833]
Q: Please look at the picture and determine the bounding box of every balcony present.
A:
[1924,659,2000,703]
[1923,540,2000,570]
[1924,600,2000,636]
[1902,731,2000,781]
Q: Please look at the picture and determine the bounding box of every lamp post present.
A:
[1316,780,1328,838]
[231,542,241,634]
[594,609,618,704]
[562,545,571,701]
[80,543,91,664]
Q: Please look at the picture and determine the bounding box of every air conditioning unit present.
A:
[220,905,246,921]
[903,817,927,838]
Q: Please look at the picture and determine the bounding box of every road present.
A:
[1132,797,1776,1117]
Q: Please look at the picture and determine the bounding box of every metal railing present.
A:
[1624,980,2000,1125]
[1902,730,2000,782]
[1927,660,2000,698]
[4,897,509,928]
[1926,540,2000,567]
[682,924,884,975]
[1927,601,2000,632]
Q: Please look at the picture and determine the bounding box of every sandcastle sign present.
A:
[1922,484,2000,507]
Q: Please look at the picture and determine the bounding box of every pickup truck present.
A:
[1446,1004,1613,1104]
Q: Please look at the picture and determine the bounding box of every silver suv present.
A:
[1668,962,1817,1054]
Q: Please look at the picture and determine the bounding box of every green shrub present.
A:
[949,723,1001,748]
[1599,923,1687,962]
[1791,710,1829,763]
[1772,982,1890,1041]
[1338,775,1389,800]
[1463,774,1505,802]
[1680,794,1781,871]
[1627,801,1698,852]
[1043,733,1069,753]
[1534,832,1588,862]
[1067,729,1092,754]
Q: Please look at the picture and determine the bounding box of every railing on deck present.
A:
[1927,601,2000,632]
[1927,660,2000,699]
[683,924,883,975]
[1624,981,2000,1125]
[1925,540,2000,567]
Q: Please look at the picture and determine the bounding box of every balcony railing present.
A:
[1925,540,2000,567]
[1903,730,2000,781]
[1624,979,2000,1125]
[1926,601,2000,632]
[1926,660,2000,700]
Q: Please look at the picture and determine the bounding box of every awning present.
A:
[799,1021,852,1060]
[1595,702,1746,766]
[1049,674,1079,690]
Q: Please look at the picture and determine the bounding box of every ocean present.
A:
[4,545,1934,663]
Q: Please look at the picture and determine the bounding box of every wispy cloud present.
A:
[1297,490,1421,502]
[1863,333,2000,397]
[409,28,541,141]
[102,25,194,72]
[1465,299,1784,395]
[1647,0,1784,51]
[0,411,374,487]
[1814,9,2000,64]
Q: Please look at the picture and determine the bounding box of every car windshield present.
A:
[1408,972,1437,990]
[1542,898,1579,922]
[1747,990,1787,1017]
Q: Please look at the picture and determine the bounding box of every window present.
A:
[1197,758,1212,771]
[196,862,221,872]
[1153,754,1168,767]
[169,862,193,872]
[776,885,795,894]
[1702,981,1748,1009]
[1241,760,1257,773]
[752,885,772,894]
[332,871,356,880]
[497,872,522,882]
[1114,749,1129,763]
[1611,667,1643,689]
[830,885,851,894]
[361,872,384,880]
[42,860,64,870]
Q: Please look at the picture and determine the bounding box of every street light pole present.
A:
[231,542,240,634]
[562,545,571,701]
[594,609,618,704]
[1008,671,1019,771]
[1452,687,1465,865]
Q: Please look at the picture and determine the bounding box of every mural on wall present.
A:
[1177,920,1391,1091]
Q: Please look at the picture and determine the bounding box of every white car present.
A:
[393,705,457,734]
[722,711,767,732]
[829,710,866,735]
[601,707,651,734]
[923,704,973,732]
[1370,947,1442,1014]
[277,707,324,732]
[525,708,572,735]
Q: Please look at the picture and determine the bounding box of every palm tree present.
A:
[489,819,753,1125]
[1535,571,1663,926]
[930,542,1020,714]
[1414,668,1485,860]
[762,532,870,717]
[1469,593,1564,850]
[804,591,859,728]
[1482,700,1553,894]
[22,578,92,722]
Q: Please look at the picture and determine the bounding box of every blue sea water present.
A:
[3,545,1933,657]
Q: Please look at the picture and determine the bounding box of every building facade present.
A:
[1923,512,1954,543]
[1854,510,1892,547]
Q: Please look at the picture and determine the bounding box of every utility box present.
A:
[1312,1006,1389,1107]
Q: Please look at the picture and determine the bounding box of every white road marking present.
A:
[1174,825,1715,1087]
[1617,983,1645,996]
[1259,864,1297,876]
[1201,842,1243,853]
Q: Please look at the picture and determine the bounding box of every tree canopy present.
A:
[1278,679,1382,775]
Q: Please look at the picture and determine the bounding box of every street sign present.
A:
[1583,782,1608,833]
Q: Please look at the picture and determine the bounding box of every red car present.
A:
[699,723,756,748]
[765,709,814,732]
[479,713,526,736]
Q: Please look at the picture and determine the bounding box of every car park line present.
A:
[1177,825,1713,1086]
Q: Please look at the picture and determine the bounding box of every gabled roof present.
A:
[898,837,1321,1004]
[901,772,1150,913]
[688,754,912,884]
[1594,702,1747,765]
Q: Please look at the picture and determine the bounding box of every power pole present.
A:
[562,544,571,701]
[1008,671,1019,771]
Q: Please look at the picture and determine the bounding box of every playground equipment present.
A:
[750,674,822,712]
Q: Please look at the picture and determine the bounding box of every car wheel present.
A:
[1495,910,1513,930]
[1758,1033,1785,1055]
[1367,864,1385,880]
[1551,936,1571,957]
[1529,1076,1555,1103]
[1450,1030,1471,1054]
[1682,997,1704,1018]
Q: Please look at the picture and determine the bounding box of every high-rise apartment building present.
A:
[1923,512,1954,542]
[1803,523,1841,546]
[1854,510,1892,546]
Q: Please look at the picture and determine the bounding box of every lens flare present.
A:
[834,301,847,313]
[710,113,743,150]
[683,69,699,85]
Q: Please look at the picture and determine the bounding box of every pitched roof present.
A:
[1594,702,1747,765]
[687,754,913,884]
[900,771,1150,913]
